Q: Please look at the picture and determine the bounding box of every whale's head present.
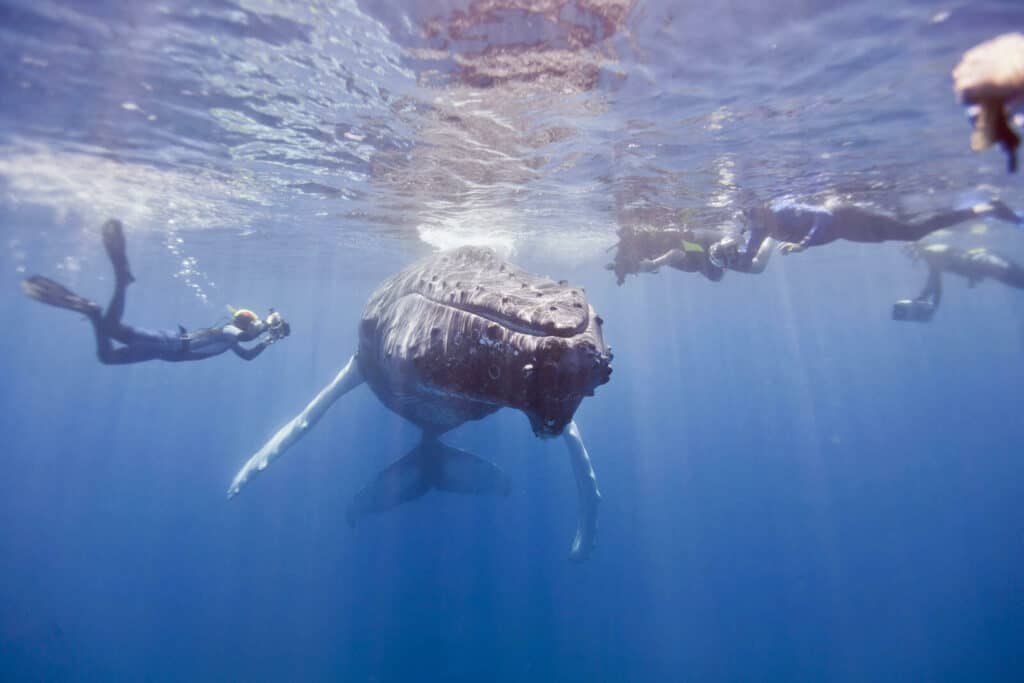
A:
[516,313,612,438]
[359,247,613,435]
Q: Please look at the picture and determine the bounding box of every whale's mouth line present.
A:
[410,292,567,337]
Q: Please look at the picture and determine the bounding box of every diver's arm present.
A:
[779,212,827,254]
[639,249,685,273]
[227,354,365,498]
[918,265,943,307]
[744,237,776,273]
[232,339,270,361]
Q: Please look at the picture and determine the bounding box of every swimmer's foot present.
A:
[22,275,101,319]
[984,199,1023,226]
[972,199,1024,227]
[101,219,135,284]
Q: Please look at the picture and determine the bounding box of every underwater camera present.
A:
[266,310,291,341]
[892,299,935,323]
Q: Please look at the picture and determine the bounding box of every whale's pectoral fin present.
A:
[346,439,510,527]
[563,420,601,563]
[227,354,364,499]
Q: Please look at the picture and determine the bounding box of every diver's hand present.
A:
[638,258,659,273]
[778,241,806,255]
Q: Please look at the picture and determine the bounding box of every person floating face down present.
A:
[22,219,291,364]
[606,224,776,285]
[703,197,1023,268]
[892,242,1024,322]
[953,32,1024,172]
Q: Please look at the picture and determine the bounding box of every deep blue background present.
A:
[2,215,1023,681]
[2,0,1024,680]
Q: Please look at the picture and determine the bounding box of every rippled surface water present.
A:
[3,1,1021,258]
[2,1,1023,681]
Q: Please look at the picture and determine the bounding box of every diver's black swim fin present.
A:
[21,276,101,317]
[101,219,135,284]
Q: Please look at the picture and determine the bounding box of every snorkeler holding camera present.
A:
[22,219,290,364]
[892,241,1024,323]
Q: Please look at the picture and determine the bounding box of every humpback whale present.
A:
[228,246,613,561]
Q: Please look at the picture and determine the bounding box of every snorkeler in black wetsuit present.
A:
[606,225,774,285]
[892,242,1024,322]
[705,198,1022,270]
[22,219,290,364]
[609,198,1020,284]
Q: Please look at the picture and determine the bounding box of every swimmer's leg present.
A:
[994,262,1024,289]
[917,200,1022,234]
[835,206,1012,245]
[90,321,158,365]
[100,220,137,341]
[102,219,134,284]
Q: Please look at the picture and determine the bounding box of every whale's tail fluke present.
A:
[346,437,510,527]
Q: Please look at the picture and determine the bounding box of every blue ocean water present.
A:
[2,0,1024,680]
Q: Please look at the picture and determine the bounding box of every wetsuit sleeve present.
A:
[798,213,828,249]
[232,339,269,361]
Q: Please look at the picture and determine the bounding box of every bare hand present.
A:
[778,241,805,255]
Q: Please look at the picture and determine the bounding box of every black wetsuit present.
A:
[655,228,726,281]
[611,226,725,283]
[89,268,267,364]
[743,199,1019,256]
[24,219,270,365]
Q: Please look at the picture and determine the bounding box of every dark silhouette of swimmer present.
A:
[710,198,1021,267]
[608,199,1018,284]
[892,242,1024,322]
[606,225,774,285]
[22,219,290,364]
